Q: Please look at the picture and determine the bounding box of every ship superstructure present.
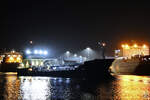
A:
[111,43,150,75]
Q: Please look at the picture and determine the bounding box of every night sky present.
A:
[1,1,150,56]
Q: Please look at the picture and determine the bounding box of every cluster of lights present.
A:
[6,55,22,63]
[121,44,148,49]
[26,49,48,55]
[64,47,92,61]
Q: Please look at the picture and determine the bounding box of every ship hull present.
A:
[0,63,19,72]
[110,58,150,75]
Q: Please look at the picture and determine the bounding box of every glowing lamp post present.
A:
[133,44,138,48]
[98,42,106,59]
[143,44,147,49]
[74,54,77,57]
[65,51,70,58]
[85,47,92,60]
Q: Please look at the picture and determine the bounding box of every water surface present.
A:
[0,73,150,100]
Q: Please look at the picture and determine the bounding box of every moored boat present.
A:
[0,51,22,72]
[109,55,150,75]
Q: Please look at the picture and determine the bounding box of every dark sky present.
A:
[1,1,150,56]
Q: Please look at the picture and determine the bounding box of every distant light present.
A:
[43,51,48,55]
[12,50,15,53]
[133,44,138,48]
[30,41,33,44]
[86,47,90,51]
[34,50,38,54]
[143,44,147,49]
[122,44,125,48]
[26,49,31,54]
[66,51,70,54]
[16,57,21,60]
[125,44,130,49]
[98,42,106,47]
[13,55,17,57]
[74,54,77,57]
[16,57,22,62]
[102,43,106,47]
[9,56,14,61]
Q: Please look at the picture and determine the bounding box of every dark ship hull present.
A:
[17,59,114,79]
[0,63,19,72]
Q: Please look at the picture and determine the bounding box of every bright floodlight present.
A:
[26,49,31,54]
[86,47,91,51]
[74,54,77,57]
[34,50,38,54]
[66,51,70,54]
[43,50,48,55]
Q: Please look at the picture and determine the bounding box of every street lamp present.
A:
[86,47,91,60]
[98,42,106,59]
[65,51,70,58]
[74,54,77,57]
[43,50,48,55]
[66,51,70,54]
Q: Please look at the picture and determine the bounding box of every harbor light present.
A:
[65,51,70,58]
[98,42,106,47]
[122,44,125,48]
[34,50,38,54]
[86,47,90,51]
[85,47,92,59]
[120,43,149,58]
[143,44,147,49]
[12,50,15,53]
[9,56,14,61]
[125,44,130,49]
[133,44,138,48]
[74,54,77,57]
[121,44,130,49]
[33,50,48,55]
[26,49,31,54]
[43,50,48,55]
[66,51,70,54]
[102,43,106,47]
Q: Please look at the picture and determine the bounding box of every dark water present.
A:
[0,73,150,100]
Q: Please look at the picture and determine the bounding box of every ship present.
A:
[109,55,150,75]
[17,59,114,78]
[110,43,150,75]
[0,51,22,72]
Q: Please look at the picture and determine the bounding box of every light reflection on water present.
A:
[0,74,150,100]
[113,75,150,100]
